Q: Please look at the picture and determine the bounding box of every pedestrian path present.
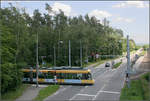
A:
[16,84,47,101]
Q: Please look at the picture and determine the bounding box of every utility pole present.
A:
[36,31,39,88]
[54,46,56,67]
[126,35,131,88]
[80,40,83,67]
[69,40,71,67]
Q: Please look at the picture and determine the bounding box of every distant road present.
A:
[44,49,141,101]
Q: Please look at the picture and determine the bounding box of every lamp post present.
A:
[54,46,56,67]
[36,31,39,88]
[69,40,71,67]
[126,35,131,88]
[80,40,82,68]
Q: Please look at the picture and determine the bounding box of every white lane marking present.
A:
[99,90,120,94]
[77,93,95,97]
[60,87,67,92]
[85,86,88,88]
[69,86,87,100]
[92,84,106,100]
[69,94,78,100]
[53,90,60,95]
[52,86,71,96]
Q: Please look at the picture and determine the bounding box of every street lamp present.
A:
[36,31,39,88]
[126,35,131,88]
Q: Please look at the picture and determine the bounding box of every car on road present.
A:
[105,62,110,67]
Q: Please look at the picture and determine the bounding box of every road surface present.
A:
[44,49,143,101]
[44,57,127,101]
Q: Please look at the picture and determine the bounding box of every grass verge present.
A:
[34,85,60,101]
[139,50,146,56]
[113,61,122,69]
[1,84,30,101]
[120,72,150,100]
[83,56,121,68]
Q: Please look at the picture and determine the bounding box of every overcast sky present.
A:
[1,1,149,45]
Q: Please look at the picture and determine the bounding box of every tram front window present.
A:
[87,73,92,80]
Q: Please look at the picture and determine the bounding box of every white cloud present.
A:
[115,17,134,23]
[50,2,72,16]
[145,3,149,8]
[112,1,149,8]
[112,2,126,8]
[88,9,112,20]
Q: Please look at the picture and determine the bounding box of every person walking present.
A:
[95,53,99,61]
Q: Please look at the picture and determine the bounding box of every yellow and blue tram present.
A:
[22,67,95,85]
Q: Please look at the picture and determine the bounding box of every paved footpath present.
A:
[139,48,150,72]
[16,85,47,101]
[131,48,150,79]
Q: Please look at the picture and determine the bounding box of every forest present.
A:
[1,3,136,94]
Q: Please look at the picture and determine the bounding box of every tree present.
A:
[1,4,137,94]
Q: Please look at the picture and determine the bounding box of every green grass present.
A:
[1,84,30,101]
[34,85,60,101]
[139,50,146,56]
[120,72,150,100]
[130,50,136,55]
[113,61,122,68]
[83,56,120,68]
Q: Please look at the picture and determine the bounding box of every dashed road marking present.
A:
[69,94,78,100]
[92,84,106,100]
[69,86,87,100]
[99,90,120,94]
[52,86,71,96]
[77,93,95,97]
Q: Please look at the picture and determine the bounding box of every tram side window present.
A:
[72,73,77,79]
[76,73,90,80]
[82,73,87,80]
[60,73,73,79]
[77,73,82,79]
[23,72,30,78]
[47,72,54,79]
[64,73,68,79]
[60,73,64,79]
[56,73,61,79]
[68,73,72,79]
[57,73,90,80]
[44,73,48,79]
[33,72,36,78]
[63,73,68,79]
[38,72,45,78]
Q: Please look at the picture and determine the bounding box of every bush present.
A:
[1,63,23,94]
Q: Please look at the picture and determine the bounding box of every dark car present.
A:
[105,62,110,67]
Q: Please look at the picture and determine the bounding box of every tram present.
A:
[22,67,95,85]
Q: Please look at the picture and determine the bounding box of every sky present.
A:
[1,1,149,45]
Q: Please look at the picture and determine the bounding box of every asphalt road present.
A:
[44,49,142,101]
[44,57,127,101]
